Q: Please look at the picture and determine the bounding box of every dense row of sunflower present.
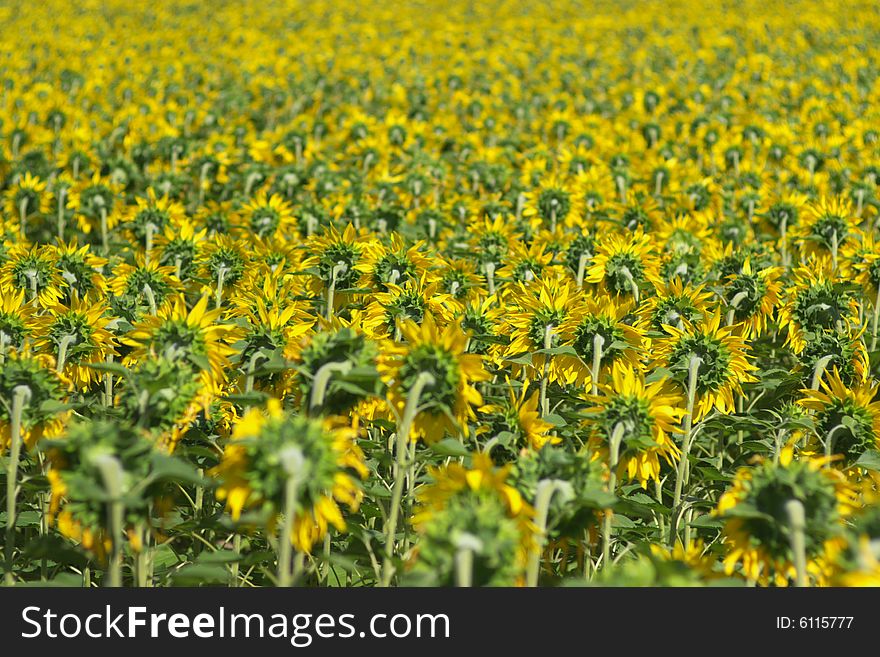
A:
[2,0,880,587]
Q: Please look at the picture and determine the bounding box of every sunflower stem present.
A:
[539,324,554,417]
[142,283,158,316]
[277,447,305,587]
[726,291,750,327]
[381,371,435,587]
[619,266,639,304]
[527,479,567,585]
[830,229,839,272]
[103,354,114,406]
[780,215,789,268]
[810,354,834,390]
[484,261,496,296]
[576,252,588,288]
[214,266,227,309]
[454,533,480,587]
[4,385,31,586]
[230,533,242,586]
[57,187,66,241]
[785,499,807,587]
[309,361,352,415]
[591,333,604,396]
[56,333,76,374]
[198,162,212,206]
[326,263,346,321]
[602,423,625,570]
[100,207,109,254]
[19,197,28,240]
[93,453,125,587]
[871,280,880,351]
[671,355,701,544]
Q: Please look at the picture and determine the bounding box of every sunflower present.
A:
[31,294,118,391]
[651,310,757,419]
[523,175,581,232]
[777,258,860,353]
[122,294,241,386]
[795,197,857,266]
[302,223,374,310]
[583,363,685,487]
[793,328,869,387]
[721,258,782,337]
[500,277,582,385]
[355,232,431,292]
[122,187,187,252]
[5,172,52,235]
[239,192,296,239]
[0,289,35,354]
[109,257,182,319]
[496,242,561,285]
[560,293,643,387]
[377,314,489,444]
[585,229,661,302]
[410,453,535,586]
[0,244,63,307]
[798,371,880,468]
[717,454,858,586]
[0,349,67,451]
[212,399,367,553]
[362,275,453,340]
[635,278,714,338]
[477,380,559,451]
[154,219,208,281]
[53,239,108,299]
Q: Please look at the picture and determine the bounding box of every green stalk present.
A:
[277,446,305,587]
[214,266,227,309]
[309,361,352,415]
[4,385,31,586]
[142,284,158,316]
[454,533,481,588]
[602,423,624,570]
[56,333,76,374]
[527,479,568,586]
[810,354,834,390]
[100,207,109,254]
[591,333,604,396]
[539,324,554,417]
[19,197,28,240]
[785,499,807,587]
[380,372,435,587]
[671,355,701,544]
[93,454,125,587]
[576,252,589,288]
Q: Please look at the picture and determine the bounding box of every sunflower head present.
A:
[798,372,880,468]
[717,455,856,586]
[212,399,366,553]
[409,453,534,586]
[378,315,489,444]
[1,350,67,450]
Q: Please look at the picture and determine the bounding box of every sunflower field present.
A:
[2,0,880,588]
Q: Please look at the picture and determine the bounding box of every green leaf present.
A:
[856,449,880,472]
[430,438,470,457]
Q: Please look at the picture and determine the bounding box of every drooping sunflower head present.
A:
[53,239,108,300]
[652,311,757,419]
[798,372,880,469]
[0,288,34,352]
[583,363,685,487]
[378,314,489,444]
[355,232,431,293]
[32,294,118,391]
[778,259,860,353]
[362,276,452,340]
[793,328,869,388]
[560,293,642,386]
[212,399,367,553]
[240,192,296,239]
[409,453,535,586]
[635,278,713,338]
[154,220,208,282]
[477,380,558,453]
[0,349,67,451]
[292,325,381,416]
[123,188,186,248]
[722,258,782,338]
[585,229,660,300]
[122,294,240,386]
[109,257,182,321]
[0,244,63,308]
[717,455,857,586]
[796,197,857,261]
